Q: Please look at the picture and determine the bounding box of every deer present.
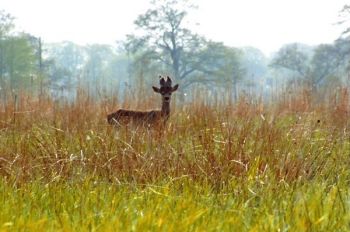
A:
[107,76,179,127]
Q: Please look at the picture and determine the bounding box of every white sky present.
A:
[2,0,348,55]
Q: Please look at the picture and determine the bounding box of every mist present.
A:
[0,0,349,104]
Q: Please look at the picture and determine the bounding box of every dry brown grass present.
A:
[0,85,349,188]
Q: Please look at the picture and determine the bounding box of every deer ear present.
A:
[152,86,160,93]
[172,84,179,92]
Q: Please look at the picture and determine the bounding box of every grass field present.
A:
[0,88,350,231]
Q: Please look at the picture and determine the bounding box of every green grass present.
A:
[1,178,349,231]
[1,92,350,231]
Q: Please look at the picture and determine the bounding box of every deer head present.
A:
[152,76,179,103]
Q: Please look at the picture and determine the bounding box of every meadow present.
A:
[0,87,350,231]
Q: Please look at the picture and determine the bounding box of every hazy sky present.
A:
[2,0,348,55]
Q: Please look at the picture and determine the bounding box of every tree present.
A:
[45,42,85,78]
[339,5,350,38]
[0,11,40,92]
[0,10,14,38]
[125,0,242,89]
[337,5,350,71]
[270,41,350,88]
[311,42,347,85]
[84,45,114,81]
[0,10,14,83]
[4,34,36,89]
[270,43,310,78]
[125,0,201,81]
[181,42,244,88]
[240,47,268,80]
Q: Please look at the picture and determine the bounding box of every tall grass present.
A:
[0,85,350,231]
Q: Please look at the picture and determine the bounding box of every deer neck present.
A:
[161,100,170,117]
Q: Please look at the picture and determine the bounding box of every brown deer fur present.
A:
[107,76,179,127]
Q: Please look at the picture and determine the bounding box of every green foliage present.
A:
[45,41,85,78]
[44,42,131,97]
[10,36,36,86]
[311,42,347,85]
[0,11,39,91]
[181,42,244,89]
[270,43,310,78]
[0,34,37,90]
[241,47,268,79]
[0,10,14,37]
[270,41,350,87]
[270,5,350,87]
[125,0,243,89]
[84,45,113,82]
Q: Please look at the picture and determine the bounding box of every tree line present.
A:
[0,1,349,101]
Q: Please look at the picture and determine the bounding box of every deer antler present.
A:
[159,76,166,86]
[166,76,172,85]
